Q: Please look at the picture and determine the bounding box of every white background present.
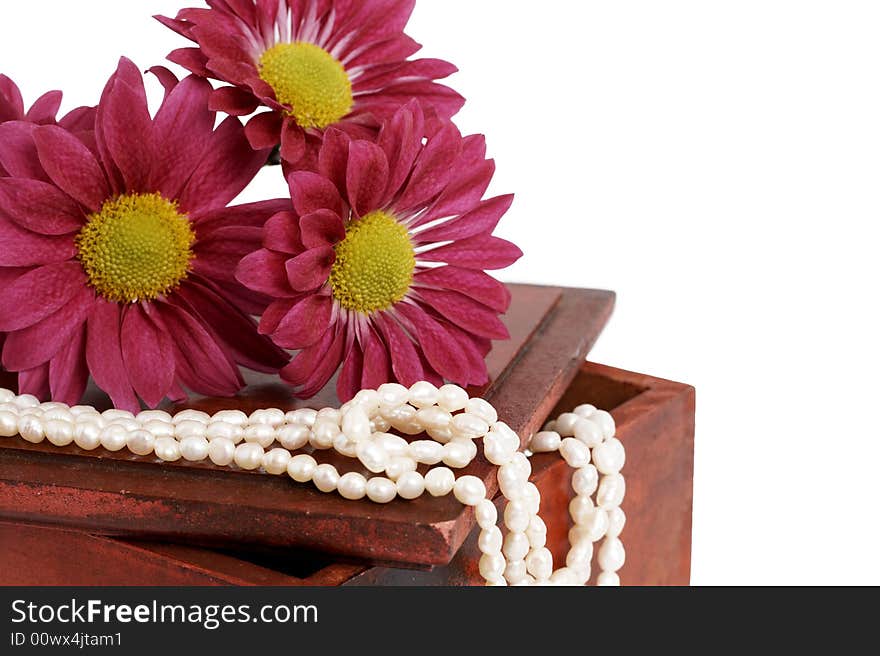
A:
[2,1,879,585]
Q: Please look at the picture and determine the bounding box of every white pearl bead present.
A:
[15,394,40,408]
[416,406,453,430]
[249,408,285,427]
[333,433,359,458]
[352,389,380,413]
[180,436,210,462]
[579,508,610,543]
[526,547,553,581]
[424,467,455,497]
[479,553,506,581]
[356,439,389,474]
[483,432,516,466]
[338,472,368,500]
[137,410,172,424]
[554,413,580,437]
[287,454,317,483]
[560,438,590,468]
[593,438,626,475]
[408,440,444,465]
[503,500,531,532]
[598,537,626,572]
[103,409,135,423]
[143,420,174,438]
[155,437,182,462]
[550,567,583,586]
[566,541,594,570]
[99,425,127,452]
[45,419,75,447]
[573,418,603,448]
[442,440,476,468]
[526,516,548,549]
[107,418,140,432]
[607,507,626,538]
[426,425,455,444]
[511,452,532,480]
[597,473,626,509]
[70,406,100,419]
[377,383,409,408]
[408,381,439,408]
[206,421,243,444]
[341,406,371,443]
[286,408,317,427]
[366,477,397,504]
[172,410,210,425]
[174,420,207,439]
[262,448,291,475]
[0,411,17,437]
[376,433,409,458]
[208,438,236,466]
[504,559,528,585]
[475,499,498,529]
[453,475,487,506]
[312,464,340,493]
[572,465,599,496]
[465,398,498,424]
[370,416,391,433]
[522,482,541,516]
[574,404,596,419]
[529,431,561,453]
[385,456,417,481]
[311,420,340,450]
[127,430,156,456]
[233,443,264,471]
[569,495,595,525]
[592,410,616,439]
[386,405,421,435]
[437,384,468,412]
[497,461,525,493]
[502,531,530,561]
[396,471,426,500]
[487,579,507,587]
[212,410,249,426]
[597,571,620,587]
[42,408,73,422]
[451,413,489,439]
[73,422,102,451]
[0,389,13,403]
[18,416,45,443]
[244,424,276,448]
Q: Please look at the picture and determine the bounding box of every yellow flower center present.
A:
[76,193,195,304]
[258,42,353,130]
[329,211,415,314]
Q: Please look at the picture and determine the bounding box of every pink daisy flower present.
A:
[236,103,522,401]
[157,0,464,167]
[0,58,289,411]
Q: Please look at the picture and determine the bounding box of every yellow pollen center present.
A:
[330,211,415,314]
[76,193,195,304]
[259,42,353,130]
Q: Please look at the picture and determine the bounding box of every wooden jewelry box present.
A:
[0,285,695,586]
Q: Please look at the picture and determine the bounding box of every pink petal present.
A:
[394,123,462,213]
[156,302,244,397]
[178,116,268,214]
[419,235,523,270]
[285,247,335,291]
[0,74,24,120]
[280,118,307,165]
[337,340,364,403]
[33,125,109,212]
[280,325,341,394]
[345,34,421,70]
[18,364,50,400]
[98,77,152,192]
[192,225,263,284]
[414,289,509,340]
[49,324,89,405]
[415,194,514,243]
[296,327,347,399]
[377,102,424,204]
[173,279,289,373]
[300,209,345,249]
[0,261,87,332]
[317,128,352,193]
[86,299,140,412]
[147,66,181,98]
[394,303,470,384]
[263,210,303,254]
[346,140,389,217]
[374,313,424,386]
[192,198,291,230]
[2,285,94,371]
[210,86,260,116]
[361,325,392,390]
[287,171,346,217]
[416,160,495,227]
[245,111,283,150]
[270,294,333,349]
[0,177,85,235]
[414,266,511,313]
[443,321,491,386]
[167,47,212,77]
[236,249,294,297]
[0,122,49,181]
[0,218,77,266]
[121,305,175,408]
[26,90,63,124]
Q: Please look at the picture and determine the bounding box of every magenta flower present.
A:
[0,59,289,411]
[236,104,521,401]
[157,0,464,167]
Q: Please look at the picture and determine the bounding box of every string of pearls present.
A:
[0,383,625,586]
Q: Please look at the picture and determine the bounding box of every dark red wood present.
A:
[0,285,615,567]
[0,362,694,586]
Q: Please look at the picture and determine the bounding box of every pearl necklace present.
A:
[0,383,626,586]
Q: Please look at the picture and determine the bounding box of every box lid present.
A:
[0,284,614,567]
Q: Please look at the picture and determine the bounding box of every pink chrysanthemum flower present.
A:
[0,59,289,411]
[236,103,522,401]
[157,0,464,166]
